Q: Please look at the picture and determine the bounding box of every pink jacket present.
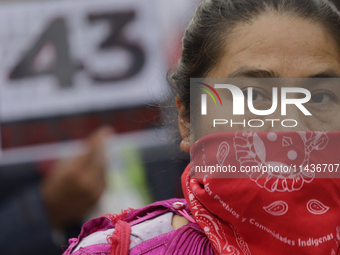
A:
[62,198,215,255]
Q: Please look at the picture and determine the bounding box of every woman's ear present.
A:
[176,97,190,152]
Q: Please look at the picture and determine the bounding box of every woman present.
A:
[63,0,340,254]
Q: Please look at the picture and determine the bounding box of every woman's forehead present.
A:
[208,13,340,78]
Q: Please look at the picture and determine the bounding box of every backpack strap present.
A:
[123,198,190,227]
[104,198,189,254]
[107,220,130,255]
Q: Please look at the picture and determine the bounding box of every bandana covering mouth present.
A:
[182,131,340,255]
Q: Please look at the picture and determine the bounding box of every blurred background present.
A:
[2,0,339,254]
[0,0,199,254]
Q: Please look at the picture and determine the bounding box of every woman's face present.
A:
[179,13,340,151]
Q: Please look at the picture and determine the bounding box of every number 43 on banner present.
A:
[9,12,145,88]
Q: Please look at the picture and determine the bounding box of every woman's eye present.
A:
[310,93,332,103]
[243,90,266,101]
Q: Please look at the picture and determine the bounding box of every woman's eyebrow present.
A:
[228,68,279,78]
[228,69,340,78]
[307,71,340,78]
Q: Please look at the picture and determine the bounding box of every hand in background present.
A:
[40,127,113,228]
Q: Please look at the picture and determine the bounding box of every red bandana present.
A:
[182,131,340,254]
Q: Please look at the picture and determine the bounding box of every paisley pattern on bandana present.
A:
[182,131,340,255]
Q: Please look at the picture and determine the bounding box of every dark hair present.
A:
[169,0,340,120]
